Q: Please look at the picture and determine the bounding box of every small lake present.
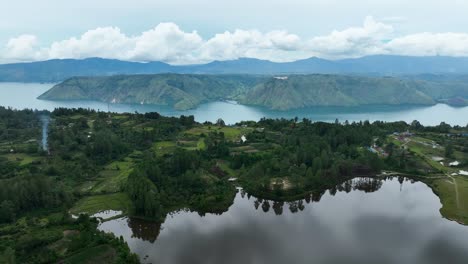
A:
[98,177,468,264]
[1,82,468,126]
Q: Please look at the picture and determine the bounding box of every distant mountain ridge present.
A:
[38,74,468,110]
[3,55,468,82]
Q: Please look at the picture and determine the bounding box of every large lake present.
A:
[1,82,468,126]
[3,82,468,263]
[98,177,468,264]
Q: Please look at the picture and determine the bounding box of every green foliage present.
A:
[40,74,263,110]
[127,168,162,218]
[0,200,16,223]
[38,74,468,110]
[70,193,132,215]
[445,143,454,158]
[1,106,468,263]
[126,150,236,218]
[242,75,440,110]
[0,247,15,264]
[0,108,141,263]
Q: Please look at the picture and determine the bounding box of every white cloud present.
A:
[384,32,468,57]
[198,29,302,62]
[45,23,203,64]
[3,34,41,61]
[48,27,132,60]
[128,23,203,63]
[2,17,468,64]
[306,16,393,58]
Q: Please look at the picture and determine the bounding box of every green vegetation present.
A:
[39,74,264,110]
[38,74,468,110]
[430,177,468,224]
[385,122,468,223]
[184,125,248,141]
[70,193,132,216]
[0,107,170,263]
[1,106,467,263]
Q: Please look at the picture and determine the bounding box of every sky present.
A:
[1,0,468,64]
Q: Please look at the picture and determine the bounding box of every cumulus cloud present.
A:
[128,23,203,63]
[307,16,393,58]
[3,34,41,61]
[385,32,468,57]
[47,27,132,59]
[46,23,203,63]
[198,29,302,62]
[2,17,468,64]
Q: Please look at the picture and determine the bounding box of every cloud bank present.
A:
[2,16,468,64]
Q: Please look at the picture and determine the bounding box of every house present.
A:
[273,76,288,80]
[241,135,247,143]
[401,130,413,137]
[368,147,378,154]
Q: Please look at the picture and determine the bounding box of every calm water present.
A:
[98,178,468,264]
[1,82,468,126]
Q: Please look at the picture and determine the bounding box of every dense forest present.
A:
[1,106,467,263]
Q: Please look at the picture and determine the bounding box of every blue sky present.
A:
[1,0,468,64]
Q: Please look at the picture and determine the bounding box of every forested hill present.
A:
[240,75,468,110]
[3,55,468,82]
[38,74,468,110]
[38,74,265,110]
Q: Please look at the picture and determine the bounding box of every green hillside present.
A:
[39,74,468,110]
[38,74,264,110]
[240,75,438,110]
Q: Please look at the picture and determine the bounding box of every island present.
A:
[37,74,468,110]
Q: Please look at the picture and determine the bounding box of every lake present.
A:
[1,82,468,126]
[98,177,468,264]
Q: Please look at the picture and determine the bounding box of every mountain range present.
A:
[3,55,468,82]
[38,74,468,110]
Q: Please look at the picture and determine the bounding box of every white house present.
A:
[274,76,288,80]
[241,135,247,143]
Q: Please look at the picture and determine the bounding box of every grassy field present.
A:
[184,125,249,141]
[389,133,468,224]
[430,176,468,224]
[216,160,238,177]
[63,244,117,264]
[3,153,40,166]
[76,152,138,195]
[153,141,177,156]
[70,193,132,215]
[91,159,134,194]
[197,138,206,150]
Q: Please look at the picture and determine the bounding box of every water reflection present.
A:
[98,177,468,264]
[127,218,162,243]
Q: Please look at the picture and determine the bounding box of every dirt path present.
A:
[448,174,460,209]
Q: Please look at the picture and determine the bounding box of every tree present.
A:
[312,157,322,175]
[216,118,226,127]
[0,200,15,223]
[0,247,16,264]
[445,143,454,158]
[410,120,422,130]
